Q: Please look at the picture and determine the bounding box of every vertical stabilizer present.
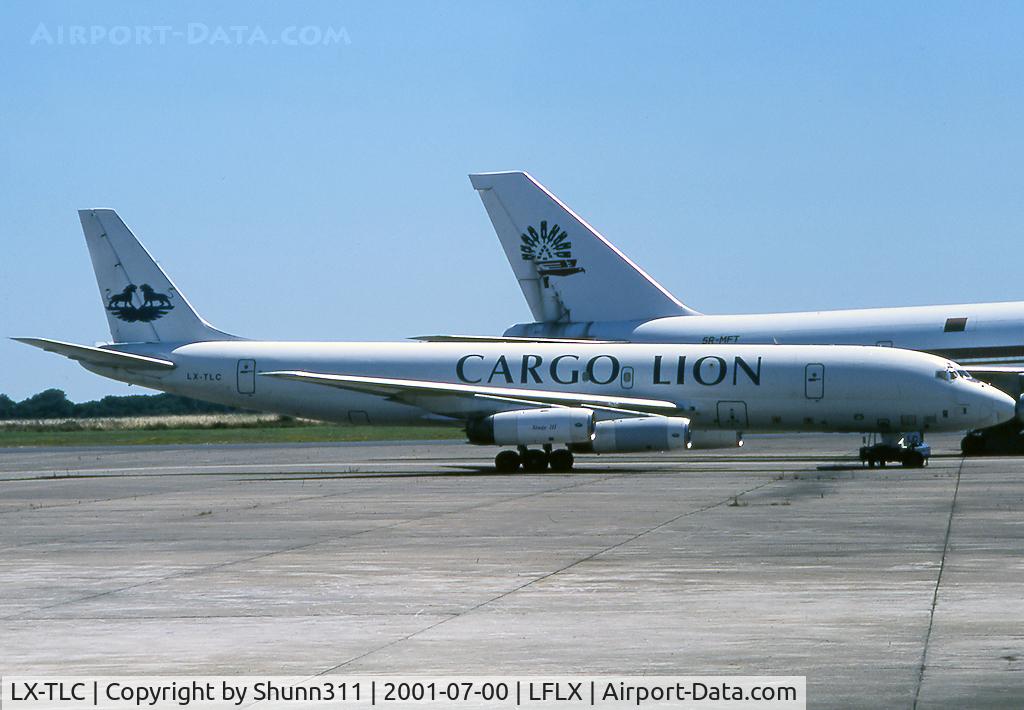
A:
[469,171,699,322]
[79,209,237,343]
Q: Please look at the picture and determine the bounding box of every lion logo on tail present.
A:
[106,283,175,322]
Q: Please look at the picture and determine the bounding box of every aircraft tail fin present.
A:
[469,171,699,323]
[79,209,238,343]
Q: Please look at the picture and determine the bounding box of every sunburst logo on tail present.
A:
[519,221,584,277]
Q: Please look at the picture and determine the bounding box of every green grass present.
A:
[0,424,465,447]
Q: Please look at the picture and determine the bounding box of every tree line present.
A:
[0,389,244,420]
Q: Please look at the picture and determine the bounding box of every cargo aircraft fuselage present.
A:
[15,208,1016,472]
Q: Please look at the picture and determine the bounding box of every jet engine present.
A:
[466,408,594,446]
[685,430,744,449]
[570,416,691,453]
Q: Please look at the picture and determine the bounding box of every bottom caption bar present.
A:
[1,676,805,710]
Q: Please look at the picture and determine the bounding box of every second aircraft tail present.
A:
[469,171,699,323]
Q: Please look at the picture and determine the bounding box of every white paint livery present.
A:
[58,340,1008,437]
[15,207,1017,471]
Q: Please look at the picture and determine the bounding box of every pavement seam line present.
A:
[2,472,625,621]
[316,476,780,674]
[912,457,963,710]
[0,463,595,552]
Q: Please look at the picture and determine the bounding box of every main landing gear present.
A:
[859,432,930,468]
[494,445,575,472]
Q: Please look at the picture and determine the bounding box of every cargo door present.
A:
[237,359,256,394]
[716,401,748,428]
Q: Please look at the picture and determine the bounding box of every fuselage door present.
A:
[805,363,824,399]
[237,359,256,395]
[716,401,748,428]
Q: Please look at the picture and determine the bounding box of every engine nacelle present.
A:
[685,430,744,449]
[466,408,594,446]
[571,416,690,454]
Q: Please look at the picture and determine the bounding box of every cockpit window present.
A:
[936,368,978,383]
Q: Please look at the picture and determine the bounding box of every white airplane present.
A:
[14,210,1014,471]
[470,171,1024,455]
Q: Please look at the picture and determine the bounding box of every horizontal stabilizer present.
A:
[261,370,677,414]
[13,337,176,370]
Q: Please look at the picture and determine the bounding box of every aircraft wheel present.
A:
[522,449,550,472]
[494,450,521,473]
[549,449,574,472]
[961,433,985,456]
[903,451,925,468]
[866,459,876,469]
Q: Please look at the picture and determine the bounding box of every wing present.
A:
[965,366,1024,375]
[13,337,175,370]
[963,366,1023,396]
[260,370,678,418]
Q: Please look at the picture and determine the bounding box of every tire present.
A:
[549,449,574,472]
[494,450,521,473]
[961,434,985,456]
[903,451,925,468]
[522,449,550,472]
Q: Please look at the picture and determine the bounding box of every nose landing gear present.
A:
[859,432,930,468]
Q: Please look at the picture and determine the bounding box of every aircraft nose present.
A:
[977,386,1017,428]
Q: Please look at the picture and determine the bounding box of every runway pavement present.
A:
[0,433,1021,709]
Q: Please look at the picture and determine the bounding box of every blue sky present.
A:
[2,1,1023,401]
